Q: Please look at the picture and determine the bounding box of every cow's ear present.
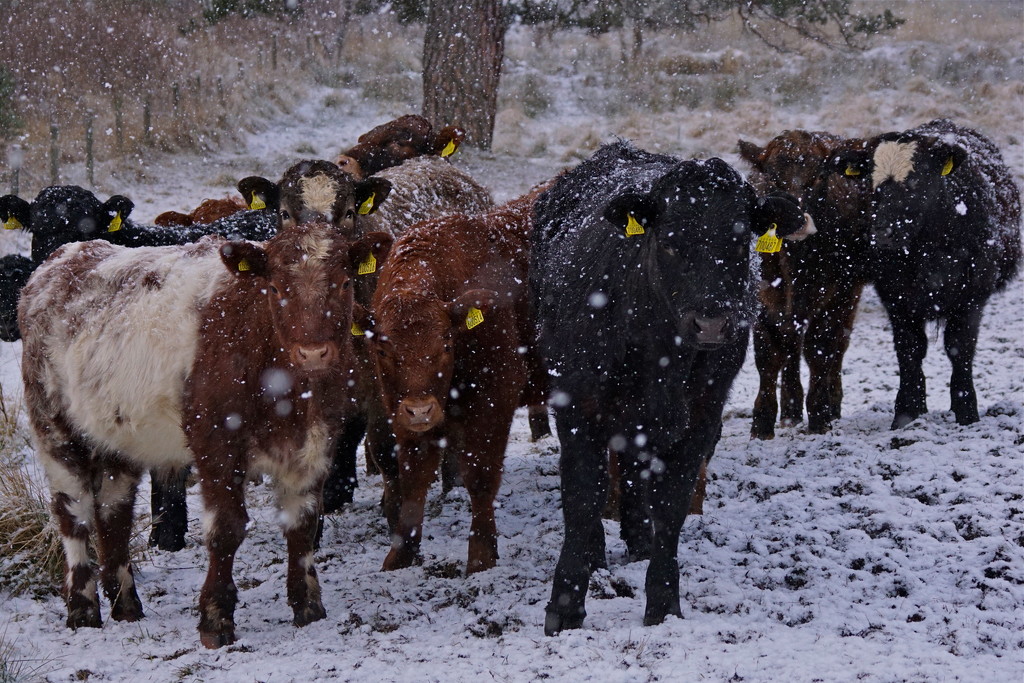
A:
[220,241,269,277]
[737,139,765,169]
[334,154,364,180]
[829,150,872,179]
[351,303,375,338]
[354,178,392,216]
[603,193,658,237]
[0,195,31,232]
[754,192,807,239]
[447,289,498,332]
[349,231,393,276]
[237,176,279,211]
[103,195,134,233]
[926,140,968,177]
[434,125,465,158]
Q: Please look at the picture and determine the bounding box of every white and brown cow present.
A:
[19,222,392,648]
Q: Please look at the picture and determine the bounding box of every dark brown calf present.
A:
[153,196,249,227]
[739,131,874,437]
[336,114,465,179]
[362,187,547,574]
[19,222,392,648]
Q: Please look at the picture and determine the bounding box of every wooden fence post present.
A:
[49,123,59,185]
[143,96,152,145]
[85,111,95,187]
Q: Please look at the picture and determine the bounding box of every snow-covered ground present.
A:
[1,24,1022,683]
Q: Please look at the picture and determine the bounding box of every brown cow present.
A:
[739,131,874,437]
[359,185,549,574]
[19,221,392,648]
[335,114,465,179]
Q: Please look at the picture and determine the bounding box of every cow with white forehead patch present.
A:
[19,221,392,648]
[234,159,392,238]
[857,118,1021,428]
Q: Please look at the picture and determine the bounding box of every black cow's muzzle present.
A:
[678,311,734,348]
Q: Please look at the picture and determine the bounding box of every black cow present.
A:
[0,254,33,341]
[531,141,805,635]
[862,118,1021,428]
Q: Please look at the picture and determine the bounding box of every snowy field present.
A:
[1,17,1022,683]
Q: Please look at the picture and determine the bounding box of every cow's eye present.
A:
[345,209,355,220]
[280,209,290,220]
[269,284,280,295]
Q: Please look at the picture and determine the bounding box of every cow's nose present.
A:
[693,316,729,345]
[292,343,336,370]
[398,397,442,431]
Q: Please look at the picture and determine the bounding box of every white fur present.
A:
[256,421,331,531]
[26,239,228,471]
[872,141,918,188]
[96,471,137,519]
[299,174,340,220]
[63,537,91,574]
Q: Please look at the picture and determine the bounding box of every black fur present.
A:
[0,255,33,341]
[866,119,1022,428]
[531,141,804,635]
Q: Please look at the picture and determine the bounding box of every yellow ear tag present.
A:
[357,193,376,216]
[107,213,123,232]
[250,192,267,210]
[237,258,251,272]
[625,213,645,236]
[755,224,782,254]
[465,307,484,330]
[357,252,377,275]
[351,323,365,336]
[3,216,23,230]
[844,165,861,177]
[941,157,954,176]
[440,139,458,158]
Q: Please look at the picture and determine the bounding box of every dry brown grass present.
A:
[0,464,63,597]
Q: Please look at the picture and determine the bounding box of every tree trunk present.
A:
[422,0,505,150]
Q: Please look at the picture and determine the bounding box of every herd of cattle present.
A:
[0,114,1019,647]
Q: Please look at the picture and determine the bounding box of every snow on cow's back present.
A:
[19,235,230,470]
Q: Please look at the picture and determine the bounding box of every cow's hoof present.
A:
[293,601,327,627]
[643,603,683,627]
[382,547,422,571]
[110,599,144,623]
[891,412,919,429]
[544,610,585,636]
[66,605,102,630]
[199,628,236,649]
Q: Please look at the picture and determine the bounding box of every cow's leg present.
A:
[945,305,982,425]
[528,404,552,441]
[43,442,101,629]
[369,427,401,530]
[643,451,703,627]
[382,439,441,570]
[889,314,929,429]
[148,465,189,551]
[277,479,327,627]
[751,316,788,439]
[804,284,862,433]
[94,460,144,622]
[544,409,607,636]
[616,449,651,562]
[323,413,365,514]
[364,406,395,481]
[458,415,514,575]
[197,463,248,649]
